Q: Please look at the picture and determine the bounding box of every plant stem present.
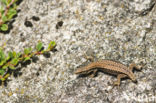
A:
[0,0,16,26]
[4,0,15,16]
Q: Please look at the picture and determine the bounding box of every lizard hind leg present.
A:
[113,74,127,86]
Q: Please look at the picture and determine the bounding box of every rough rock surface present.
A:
[0,0,156,103]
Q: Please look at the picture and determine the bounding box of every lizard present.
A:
[75,60,142,86]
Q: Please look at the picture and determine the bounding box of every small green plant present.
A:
[0,0,18,31]
[0,41,56,82]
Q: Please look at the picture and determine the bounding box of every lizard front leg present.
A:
[89,69,98,78]
[129,63,142,72]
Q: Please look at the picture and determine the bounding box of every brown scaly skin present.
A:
[75,60,142,86]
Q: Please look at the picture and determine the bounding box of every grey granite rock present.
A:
[0,0,156,103]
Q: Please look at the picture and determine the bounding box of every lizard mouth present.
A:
[74,70,82,74]
[75,71,85,74]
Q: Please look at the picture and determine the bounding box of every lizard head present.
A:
[74,67,89,75]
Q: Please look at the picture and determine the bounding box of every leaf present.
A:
[6,55,10,61]
[36,42,43,51]
[0,59,7,66]
[1,0,8,5]
[8,51,13,59]
[9,65,15,70]
[0,69,5,75]
[15,0,18,2]
[0,61,4,66]
[12,51,17,57]
[0,6,4,12]
[8,51,21,59]
[0,24,8,31]
[2,65,8,70]
[2,15,8,22]
[1,73,10,81]
[24,57,30,61]
[7,8,17,20]
[13,3,17,9]
[0,48,7,66]
[8,51,17,59]
[24,48,29,55]
[0,78,5,81]
[0,73,10,81]
[8,0,12,4]
[0,48,5,61]
[10,58,19,66]
[16,53,21,58]
[48,41,56,50]
[24,48,32,55]
[0,48,7,65]
[3,73,10,79]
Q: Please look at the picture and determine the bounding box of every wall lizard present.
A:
[75,60,142,86]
